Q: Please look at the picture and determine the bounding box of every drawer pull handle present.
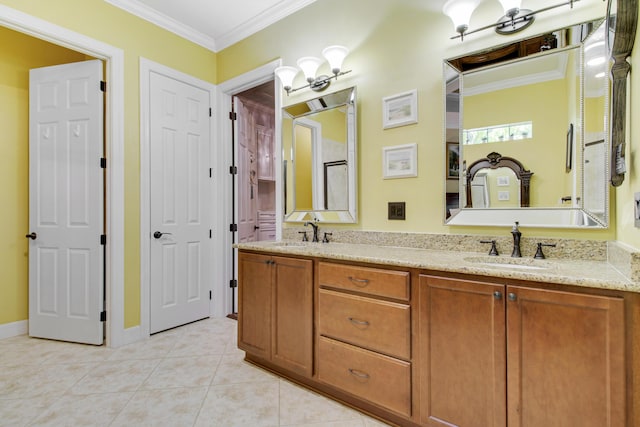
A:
[348,277,370,287]
[348,317,370,326]
[348,368,370,380]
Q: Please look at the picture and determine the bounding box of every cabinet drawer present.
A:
[319,289,410,360]
[318,262,409,301]
[318,336,411,417]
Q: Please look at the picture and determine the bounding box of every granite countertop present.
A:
[236,240,639,293]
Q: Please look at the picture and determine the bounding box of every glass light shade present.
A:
[297,56,323,83]
[497,0,522,14]
[322,45,349,74]
[274,66,298,91]
[442,0,482,33]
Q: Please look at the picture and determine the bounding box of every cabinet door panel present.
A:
[507,287,625,427]
[272,256,313,376]
[238,253,272,359]
[419,275,507,427]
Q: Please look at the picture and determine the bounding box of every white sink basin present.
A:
[464,256,553,271]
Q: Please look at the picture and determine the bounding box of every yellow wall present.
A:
[294,125,313,209]
[218,0,611,240]
[0,0,216,328]
[0,26,89,325]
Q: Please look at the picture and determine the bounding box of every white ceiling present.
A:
[104,0,318,52]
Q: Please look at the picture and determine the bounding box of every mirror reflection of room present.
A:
[444,19,609,228]
[283,86,357,223]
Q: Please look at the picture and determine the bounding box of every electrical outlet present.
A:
[388,202,406,220]
[635,192,640,228]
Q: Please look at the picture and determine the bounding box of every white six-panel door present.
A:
[149,72,211,334]
[28,60,104,345]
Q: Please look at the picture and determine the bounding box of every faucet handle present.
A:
[322,232,333,243]
[298,231,308,242]
[480,240,499,256]
[534,242,556,259]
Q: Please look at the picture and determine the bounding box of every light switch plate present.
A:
[388,202,406,220]
[635,192,640,228]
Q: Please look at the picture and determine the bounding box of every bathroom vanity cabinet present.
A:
[237,248,636,427]
[237,252,313,377]
[419,274,625,427]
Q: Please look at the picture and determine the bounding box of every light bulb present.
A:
[322,45,349,75]
[274,66,298,91]
[297,57,323,83]
[442,0,482,35]
[498,0,522,17]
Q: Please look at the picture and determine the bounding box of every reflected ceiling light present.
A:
[594,71,606,78]
[443,0,580,41]
[275,45,351,95]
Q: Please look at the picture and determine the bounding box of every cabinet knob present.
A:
[508,293,517,302]
[493,291,503,300]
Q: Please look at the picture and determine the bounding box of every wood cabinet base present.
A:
[243,352,421,427]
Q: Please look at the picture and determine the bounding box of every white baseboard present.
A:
[0,320,28,340]
[121,325,147,347]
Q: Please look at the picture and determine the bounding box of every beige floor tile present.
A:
[278,380,362,426]
[0,362,93,399]
[107,334,179,361]
[168,334,229,357]
[110,387,208,426]
[141,355,222,389]
[0,394,60,427]
[70,359,160,395]
[195,381,280,427]
[28,392,133,426]
[211,354,278,385]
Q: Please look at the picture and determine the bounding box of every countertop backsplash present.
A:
[280,228,639,284]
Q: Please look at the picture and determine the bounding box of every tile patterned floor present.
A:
[0,317,390,426]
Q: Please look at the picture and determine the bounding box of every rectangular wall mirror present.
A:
[283,86,357,223]
[444,19,609,228]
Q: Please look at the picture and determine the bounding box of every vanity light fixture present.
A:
[275,45,351,95]
[443,0,580,41]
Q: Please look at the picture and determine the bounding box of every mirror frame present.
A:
[283,86,358,223]
[607,0,638,186]
[444,19,610,229]
[465,152,533,208]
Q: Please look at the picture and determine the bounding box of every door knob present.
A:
[25,232,37,240]
[153,231,172,239]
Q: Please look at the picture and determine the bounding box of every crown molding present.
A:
[105,0,217,51]
[105,0,316,52]
[215,0,316,51]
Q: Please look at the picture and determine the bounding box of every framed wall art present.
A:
[382,89,418,129]
[383,143,417,179]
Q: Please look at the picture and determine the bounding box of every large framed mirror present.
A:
[283,86,357,223]
[444,19,609,228]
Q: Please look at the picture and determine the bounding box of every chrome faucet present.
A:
[511,221,522,258]
[304,221,319,242]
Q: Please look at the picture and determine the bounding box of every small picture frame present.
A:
[382,89,418,129]
[497,176,510,186]
[383,143,417,179]
[498,191,510,201]
[446,143,460,179]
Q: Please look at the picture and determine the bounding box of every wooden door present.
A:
[271,256,313,376]
[237,252,272,360]
[506,286,625,427]
[419,275,507,427]
[28,60,104,345]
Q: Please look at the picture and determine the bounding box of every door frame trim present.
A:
[0,5,125,347]
[216,60,283,315]
[139,58,217,337]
